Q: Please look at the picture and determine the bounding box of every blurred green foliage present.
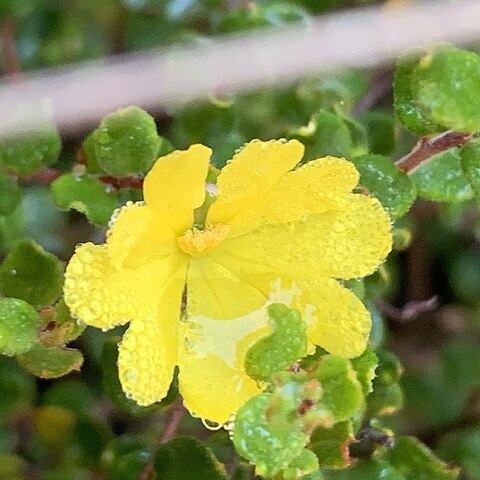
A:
[1,1,480,479]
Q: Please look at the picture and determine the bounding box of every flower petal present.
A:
[178,307,269,424]
[212,193,392,281]
[144,144,212,233]
[107,202,178,269]
[187,256,267,320]
[118,269,187,405]
[207,139,304,230]
[64,242,184,330]
[220,156,361,235]
[241,274,370,358]
[298,277,371,358]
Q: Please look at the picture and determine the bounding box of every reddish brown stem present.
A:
[139,399,186,480]
[16,167,144,190]
[0,16,24,79]
[395,131,473,174]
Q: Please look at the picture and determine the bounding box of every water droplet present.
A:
[201,418,223,431]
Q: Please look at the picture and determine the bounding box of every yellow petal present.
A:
[298,277,371,358]
[222,156,360,235]
[118,268,187,405]
[187,256,267,320]
[107,202,178,269]
[241,274,370,358]
[64,242,184,330]
[207,139,304,230]
[178,307,269,424]
[143,144,212,233]
[212,193,392,281]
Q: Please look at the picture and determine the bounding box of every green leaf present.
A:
[381,436,460,480]
[0,453,26,480]
[0,123,61,174]
[359,111,395,156]
[351,154,416,218]
[245,303,308,382]
[17,344,83,379]
[0,298,39,356]
[41,379,95,416]
[315,356,363,422]
[288,110,352,162]
[394,48,442,135]
[233,393,309,478]
[460,138,480,198]
[101,436,150,480]
[155,437,229,480]
[310,422,354,468]
[437,427,480,480]
[0,240,64,308]
[52,299,86,344]
[322,459,404,480]
[0,173,21,217]
[413,45,480,133]
[101,337,167,416]
[367,351,403,417]
[409,147,473,202]
[0,357,36,421]
[350,348,378,396]
[51,174,118,225]
[88,106,161,175]
[283,449,319,480]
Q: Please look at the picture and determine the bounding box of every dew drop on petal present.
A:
[201,418,223,431]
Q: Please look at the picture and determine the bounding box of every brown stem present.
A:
[351,69,393,117]
[16,167,144,190]
[0,16,24,79]
[138,399,186,480]
[395,131,473,174]
[375,296,439,322]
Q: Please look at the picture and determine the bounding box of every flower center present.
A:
[177,223,230,256]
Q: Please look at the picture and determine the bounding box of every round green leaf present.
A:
[359,111,395,156]
[0,125,61,175]
[0,240,64,308]
[322,459,404,480]
[315,356,364,422]
[310,422,354,468]
[461,138,480,198]
[101,436,150,480]
[155,437,229,480]
[89,106,161,175]
[233,393,308,478]
[0,357,35,421]
[351,154,416,218]
[409,147,473,203]
[413,45,480,133]
[394,48,442,135]
[0,298,38,356]
[0,173,21,217]
[17,344,83,379]
[381,436,460,480]
[245,303,308,382]
[51,174,118,225]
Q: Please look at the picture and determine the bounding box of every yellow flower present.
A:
[64,139,392,425]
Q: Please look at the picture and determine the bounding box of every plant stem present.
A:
[0,16,24,79]
[16,168,144,190]
[395,131,473,174]
[138,398,186,480]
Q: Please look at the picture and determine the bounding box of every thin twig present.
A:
[351,69,393,116]
[0,16,23,79]
[16,167,144,190]
[375,296,439,322]
[395,131,473,174]
[138,399,186,480]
